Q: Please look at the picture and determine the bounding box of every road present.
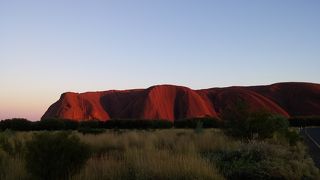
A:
[303,127,320,168]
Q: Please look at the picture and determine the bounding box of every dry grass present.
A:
[1,156,28,180]
[73,129,226,179]
[77,129,237,154]
[72,149,223,180]
[0,129,319,179]
[0,131,31,180]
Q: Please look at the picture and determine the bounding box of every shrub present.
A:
[78,128,105,135]
[222,100,289,140]
[207,149,267,179]
[104,119,173,129]
[174,118,222,128]
[80,120,102,129]
[25,132,90,180]
[247,113,289,139]
[149,120,173,129]
[36,119,66,130]
[194,121,203,134]
[0,118,32,131]
[62,119,79,130]
[225,112,288,139]
[284,130,301,146]
[203,142,320,179]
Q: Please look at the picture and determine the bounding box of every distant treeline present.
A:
[0,118,222,131]
[0,116,319,131]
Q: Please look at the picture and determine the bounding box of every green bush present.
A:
[203,142,320,179]
[247,113,289,139]
[284,130,301,146]
[80,120,102,129]
[104,119,173,129]
[222,100,289,140]
[224,112,289,140]
[207,149,267,179]
[36,119,66,130]
[25,132,90,180]
[78,128,105,135]
[194,121,204,134]
[0,118,32,131]
[174,118,222,128]
[62,119,79,130]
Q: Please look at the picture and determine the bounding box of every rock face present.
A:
[42,82,320,121]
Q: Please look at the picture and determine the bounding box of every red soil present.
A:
[41,82,320,121]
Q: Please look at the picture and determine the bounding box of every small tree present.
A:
[62,119,79,130]
[37,119,65,130]
[247,112,289,139]
[0,118,32,131]
[25,132,90,180]
[221,100,251,138]
[222,100,289,140]
[194,121,204,134]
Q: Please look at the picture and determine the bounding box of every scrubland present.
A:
[0,129,319,180]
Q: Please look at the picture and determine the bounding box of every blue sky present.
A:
[0,0,320,120]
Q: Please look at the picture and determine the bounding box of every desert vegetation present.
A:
[1,109,320,179]
[0,117,223,131]
[1,116,320,132]
[0,128,319,179]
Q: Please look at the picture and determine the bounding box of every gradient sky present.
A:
[1,0,320,120]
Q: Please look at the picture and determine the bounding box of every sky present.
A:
[1,0,320,120]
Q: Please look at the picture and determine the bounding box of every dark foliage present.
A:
[289,116,320,127]
[204,149,268,180]
[25,132,90,180]
[285,130,301,146]
[35,119,66,131]
[247,112,289,139]
[2,115,320,132]
[203,141,320,180]
[79,120,102,129]
[62,120,79,130]
[174,117,222,128]
[0,118,32,131]
[103,119,173,129]
[78,128,105,135]
[221,100,290,140]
